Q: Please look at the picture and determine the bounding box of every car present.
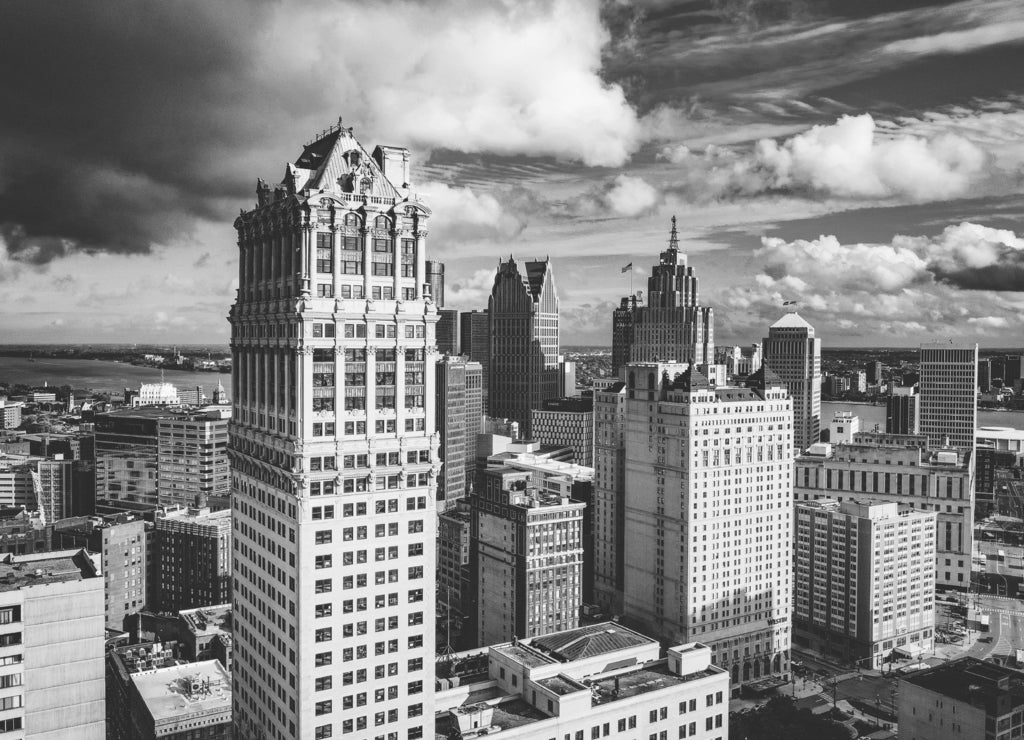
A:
[980,636,993,643]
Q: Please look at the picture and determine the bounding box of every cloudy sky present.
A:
[1,0,1023,347]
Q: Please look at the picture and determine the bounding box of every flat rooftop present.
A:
[902,658,1024,714]
[132,659,232,724]
[0,549,97,591]
[590,662,717,706]
[180,604,232,638]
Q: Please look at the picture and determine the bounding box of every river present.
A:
[0,357,229,396]
[822,401,1024,433]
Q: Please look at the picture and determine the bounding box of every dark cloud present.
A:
[931,262,1024,291]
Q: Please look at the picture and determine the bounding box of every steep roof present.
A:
[770,312,814,330]
[288,128,401,200]
[746,365,784,389]
[524,260,551,299]
[531,623,651,662]
[670,366,710,392]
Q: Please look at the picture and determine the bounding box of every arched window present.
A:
[344,212,361,227]
[374,215,390,230]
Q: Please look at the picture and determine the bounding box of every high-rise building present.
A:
[30,456,72,522]
[154,507,231,612]
[229,123,438,740]
[762,312,821,453]
[919,342,978,452]
[611,218,714,376]
[436,308,459,356]
[0,397,23,430]
[886,386,920,435]
[557,355,577,397]
[529,396,594,466]
[978,358,992,393]
[0,549,105,738]
[795,432,974,589]
[95,410,162,506]
[793,499,935,668]
[460,310,490,414]
[488,257,559,437]
[436,502,471,650]
[593,380,627,616]
[850,370,867,393]
[156,409,230,509]
[471,466,584,646]
[426,259,445,306]
[436,356,483,509]
[610,363,793,693]
[866,360,884,385]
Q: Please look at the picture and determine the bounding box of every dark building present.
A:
[460,310,490,413]
[437,308,459,356]
[866,360,884,385]
[436,356,484,509]
[979,358,992,393]
[886,388,920,435]
[488,257,559,437]
[94,410,162,506]
[427,259,445,306]
[154,507,231,612]
[611,217,713,376]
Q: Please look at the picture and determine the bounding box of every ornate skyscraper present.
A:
[229,122,438,740]
[487,257,559,437]
[762,312,821,453]
[611,217,714,375]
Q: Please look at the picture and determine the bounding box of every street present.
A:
[970,593,1024,666]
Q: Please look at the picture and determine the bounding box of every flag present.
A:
[783,300,796,305]
[621,263,632,273]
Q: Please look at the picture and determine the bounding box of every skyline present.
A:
[1,0,1023,347]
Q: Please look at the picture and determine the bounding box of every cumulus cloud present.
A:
[444,268,498,311]
[722,222,1024,339]
[416,183,527,245]
[661,114,989,203]
[562,174,661,218]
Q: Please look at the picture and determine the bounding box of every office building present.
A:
[795,434,974,589]
[593,380,627,616]
[435,624,729,740]
[436,356,484,508]
[461,310,490,414]
[919,342,978,452]
[557,356,577,397]
[828,410,860,444]
[978,358,991,393]
[898,658,1024,740]
[611,217,714,375]
[762,312,821,452]
[850,370,867,393]
[886,386,920,435]
[471,467,584,647]
[94,409,162,506]
[426,259,445,306]
[0,456,39,510]
[866,360,884,385]
[793,499,935,668]
[229,123,437,740]
[114,660,232,740]
[156,409,231,509]
[436,309,459,356]
[825,375,849,397]
[52,513,152,631]
[488,257,559,437]
[154,507,231,612]
[608,363,793,693]
[437,503,472,651]
[0,398,23,430]
[0,549,105,738]
[30,456,72,523]
[529,396,594,466]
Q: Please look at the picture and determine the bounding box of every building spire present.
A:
[668,215,679,251]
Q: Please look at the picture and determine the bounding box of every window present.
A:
[314,725,332,739]
[316,652,332,667]
[315,555,333,569]
[315,700,333,716]
[316,530,333,545]
[315,628,332,643]
[317,284,334,297]
[0,608,19,625]
[316,233,333,273]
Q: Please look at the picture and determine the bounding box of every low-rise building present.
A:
[898,658,1024,740]
[794,499,935,668]
[435,622,729,740]
[121,660,232,740]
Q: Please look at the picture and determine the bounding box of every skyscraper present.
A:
[886,386,920,435]
[426,259,445,307]
[919,341,978,452]
[229,123,437,740]
[609,363,793,693]
[435,356,483,509]
[762,312,821,452]
[435,308,458,356]
[611,217,714,376]
[487,257,559,437]
[460,310,490,413]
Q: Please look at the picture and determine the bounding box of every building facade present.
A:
[611,363,793,693]
[762,312,821,453]
[229,123,438,740]
[886,386,920,435]
[156,410,231,509]
[117,660,232,740]
[94,410,162,507]
[460,310,489,415]
[795,433,974,589]
[155,507,231,612]
[436,309,459,356]
[919,342,978,452]
[471,467,584,647]
[793,499,935,668]
[426,259,445,307]
[529,396,594,466]
[611,218,714,376]
[593,381,627,616]
[436,357,483,509]
[487,258,559,438]
[0,549,105,738]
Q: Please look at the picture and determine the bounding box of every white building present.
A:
[435,623,729,740]
[134,383,181,407]
[762,312,821,453]
[977,426,1024,459]
[828,411,860,444]
[0,549,105,738]
[230,123,438,740]
[794,499,936,668]
[919,342,978,452]
[608,363,793,694]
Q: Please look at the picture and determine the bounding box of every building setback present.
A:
[611,217,714,376]
[608,363,793,694]
[435,623,729,740]
[488,257,559,438]
[0,549,105,738]
[229,123,438,740]
[793,499,936,668]
[795,432,974,590]
[762,312,821,453]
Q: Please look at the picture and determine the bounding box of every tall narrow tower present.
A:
[762,312,821,453]
[611,217,714,375]
[487,258,559,437]
[919,342,978,453]
[229,123,438,740]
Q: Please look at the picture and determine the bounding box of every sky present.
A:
[1,0,1023,347]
